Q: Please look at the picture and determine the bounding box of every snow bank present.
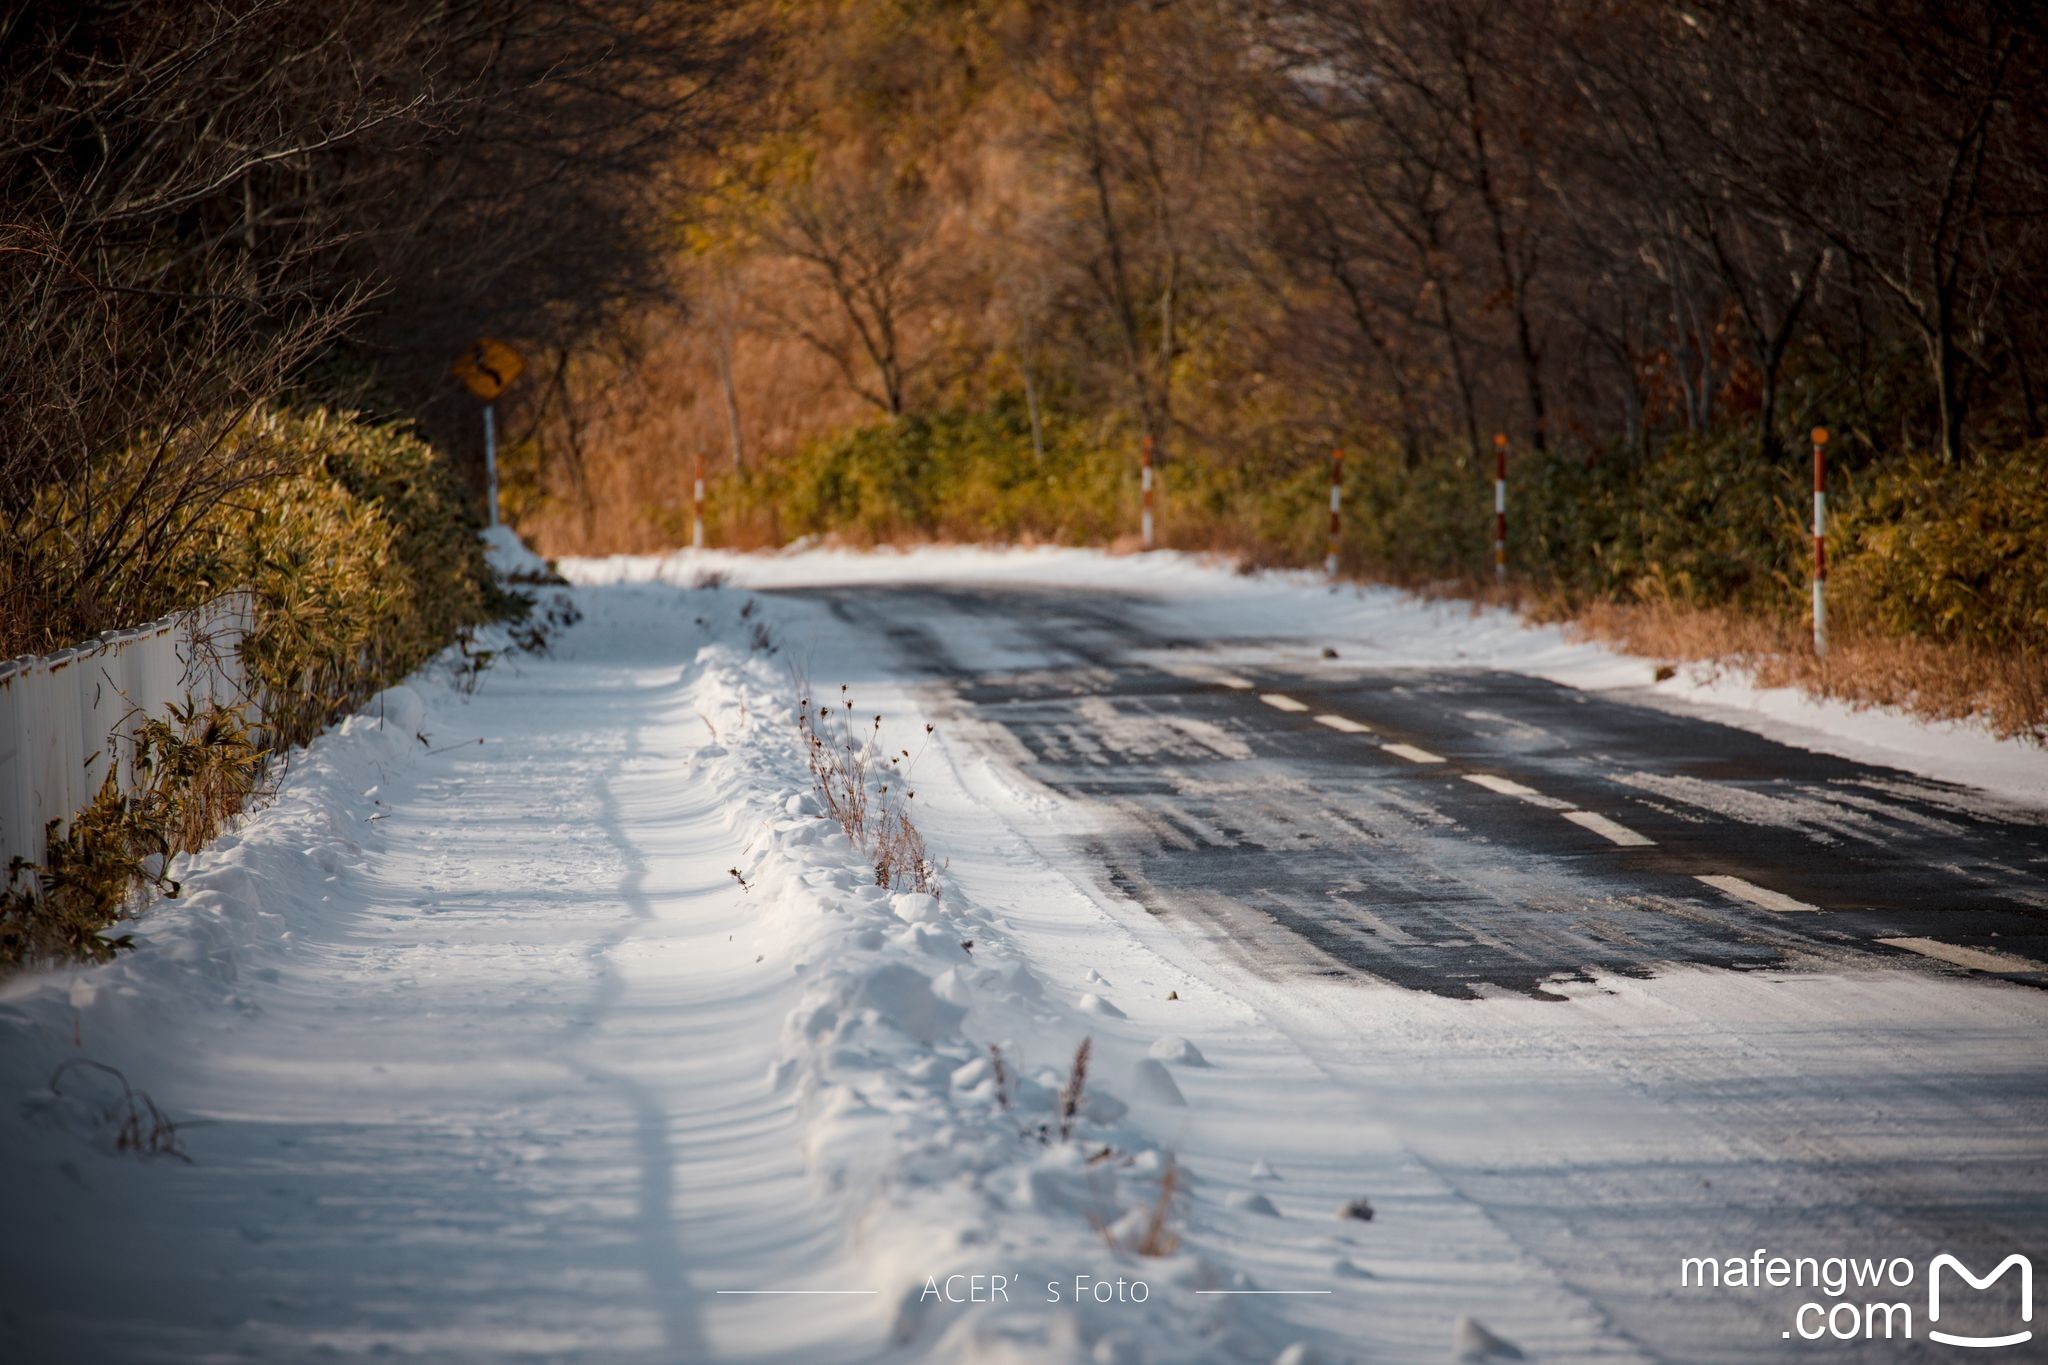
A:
[676,635,1268,1361]
[0,678,429,1030]
[0,532,1280,1362]
[480,522,557,580]
[0,529,556,1065]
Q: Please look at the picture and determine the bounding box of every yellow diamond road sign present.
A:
[452,338,523,402]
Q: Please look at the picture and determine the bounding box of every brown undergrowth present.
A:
[1553,597,2046,742]
[2,702,264,968]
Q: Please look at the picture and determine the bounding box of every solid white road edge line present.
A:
[1877,936,2046,974]
[1382,742,1446,765]
[1463,772,1573,810]
[1562,810,1655,847]
[1260,693,1310,712]
[1314,713,1372,734]
[1696,874,1820,913]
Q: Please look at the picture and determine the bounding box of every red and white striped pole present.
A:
[1326,447,1343,578]
[1493,432,1508,586]
[1811,426,1828,658]
[1140,434,1156,550]
[692,449,706,552]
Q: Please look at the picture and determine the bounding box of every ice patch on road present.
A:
[1075,695,1254,762]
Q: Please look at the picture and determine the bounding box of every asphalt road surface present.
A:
[802,582,2048,1001]
[786,579,2048,1359]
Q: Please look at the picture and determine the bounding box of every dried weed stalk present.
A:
[792,674,940,896]
[49,1059,189,1162]
[1057,1037,1092,1142]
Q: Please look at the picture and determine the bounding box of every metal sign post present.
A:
[482,403,499,528]
[451,338,524,529]
[693,449,706,551]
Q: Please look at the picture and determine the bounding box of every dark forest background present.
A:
[3,1,2043,733]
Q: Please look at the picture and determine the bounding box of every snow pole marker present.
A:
[1493,432,1508,586]
[1326,447,1343,578]
[1141,434,1156,550]
[693,448,706,552]
[1812,427,1828,658]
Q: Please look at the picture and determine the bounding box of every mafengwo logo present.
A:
[1928,1254,2032,1350]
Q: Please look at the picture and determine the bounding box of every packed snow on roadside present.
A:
[668,625,1286,1361]
[2,540,1394,1363]
[481,521,559,581]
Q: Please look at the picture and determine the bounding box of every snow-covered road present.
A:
[4,545,2044,1363]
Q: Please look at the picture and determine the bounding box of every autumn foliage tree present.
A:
[0,0,756,649]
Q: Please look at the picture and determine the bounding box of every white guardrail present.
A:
[0,592,254,895]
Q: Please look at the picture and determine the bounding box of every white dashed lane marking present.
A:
[1382,743,1446,765]
[1222,683,2025,960]
[1562,810,1655,847]
[1463,772,1573,810]
[1696,874,1819,913]
[1215,675,1255,690]
[1878,937,2045,973]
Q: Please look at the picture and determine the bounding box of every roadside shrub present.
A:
[1832,445,2048,649]
[173,407,514,749]
[722,397,1129,546]
[3,405,519,968]
[1,701,262,968]
[1516,431,1807,611]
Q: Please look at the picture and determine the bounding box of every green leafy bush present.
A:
[720,397,1130,546]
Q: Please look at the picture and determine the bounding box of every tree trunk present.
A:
[1022,363,1044,464]
[715,339,744,471]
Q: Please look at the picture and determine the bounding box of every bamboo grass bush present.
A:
[2,405,522,968]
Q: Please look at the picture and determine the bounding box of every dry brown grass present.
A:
[48,1058,188,1162]
[3,701,264,969]
[1088,1153,1182,1258]
[1558,597,2047,742]
[1057,1037,1091,1142]
[794,680,943,896]
[1131,1156,1181,1257]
